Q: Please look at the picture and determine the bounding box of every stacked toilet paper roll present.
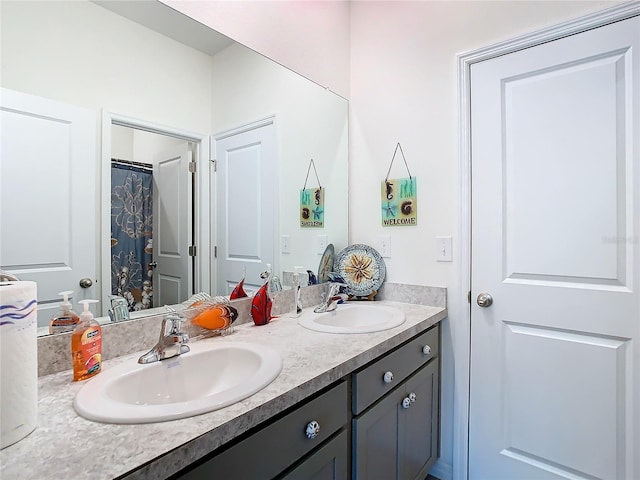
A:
[0,281,37,449]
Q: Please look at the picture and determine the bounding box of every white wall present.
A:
[112,126,185,164]
[0,1,213,134]
[349,1,620,476]
[112,126,135,160]
[210,42,349,279]
[161,0,351,99]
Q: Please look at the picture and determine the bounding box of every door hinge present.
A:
[468,291,471,304]
[188,161,196,173]
[188,245,197,257]
[214,246,218,258]
[211,159,217,172]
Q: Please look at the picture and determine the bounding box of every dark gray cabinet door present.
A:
[353,359,439,480]
[399,359,439,480]
[353,392,400,480]
[280,430,349,480]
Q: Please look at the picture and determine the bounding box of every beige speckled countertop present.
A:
[0,300,445,480]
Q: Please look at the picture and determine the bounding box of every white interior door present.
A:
[1,88,97,326]
[152,144,192,306]
[214,119,276,295]
[469,16,639,480]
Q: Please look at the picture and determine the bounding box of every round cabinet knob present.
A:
[402,392,417,409]
[305,420,320,439]
[383,371,394,384]
[79,278,93,288]
[476,292,493,308]
[149,261,158,268]
[422,345,432,355]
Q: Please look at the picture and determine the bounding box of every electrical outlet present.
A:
[317,235,328,255]
[281,235,290,254]
[377,235,391,258]
[436,236,452,262]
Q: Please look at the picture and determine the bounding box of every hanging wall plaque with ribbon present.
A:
[300,159,324,228]
[381,143,417,227]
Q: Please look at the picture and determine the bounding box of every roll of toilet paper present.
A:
[0,281,37,449]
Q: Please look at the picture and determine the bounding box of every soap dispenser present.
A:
[49,290,80,334]
[72,299,102,381]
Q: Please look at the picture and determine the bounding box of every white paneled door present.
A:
[470,15,639,480]
[1,88,96,326]
[214,118,276,295]
[152,143,193,306]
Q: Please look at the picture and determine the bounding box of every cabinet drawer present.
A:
[352,324,439,415]
[177,381,348,480]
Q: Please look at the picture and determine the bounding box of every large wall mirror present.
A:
[0,0,349,334]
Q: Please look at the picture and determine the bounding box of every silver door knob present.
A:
[79,278,93,288]
[477,293,493,307]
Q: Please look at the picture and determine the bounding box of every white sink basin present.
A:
[298,304,405,334]
[73,341,282,424]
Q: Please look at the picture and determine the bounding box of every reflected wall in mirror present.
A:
[0,0,348,334]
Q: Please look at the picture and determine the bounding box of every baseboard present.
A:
[429,459,453,480]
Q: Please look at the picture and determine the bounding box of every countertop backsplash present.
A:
[36,282,445,376]
[377,282,446,308]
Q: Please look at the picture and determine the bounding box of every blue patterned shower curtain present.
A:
[111,161,154,311]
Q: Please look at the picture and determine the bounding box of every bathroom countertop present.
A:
[0,300,446,480]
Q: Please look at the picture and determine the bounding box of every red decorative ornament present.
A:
[250,281,274,326]
[230,275,248,300]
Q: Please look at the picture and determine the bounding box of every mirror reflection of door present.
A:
[214,118,276,295]
[152,144,193,306]
[1,88,97,327]
[110,126,194,311]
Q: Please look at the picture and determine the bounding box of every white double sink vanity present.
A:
[0,299,445,480]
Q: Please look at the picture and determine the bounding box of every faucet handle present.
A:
[165,313,186,334]
[165,314,190,346]
[329,282,348,295]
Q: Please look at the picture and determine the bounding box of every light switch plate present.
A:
[436,236,452,262]
[377,235,391,258]
[281,235,290,254]
[317,235,328,255]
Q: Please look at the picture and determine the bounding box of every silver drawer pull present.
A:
[422,345,431,355]
[305,420,320,439]
[402,392,417,409]
[383,371,394,384]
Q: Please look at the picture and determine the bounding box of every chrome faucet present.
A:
[108,295,130,323]
[138,313,190,364]
[314,282,349,313]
